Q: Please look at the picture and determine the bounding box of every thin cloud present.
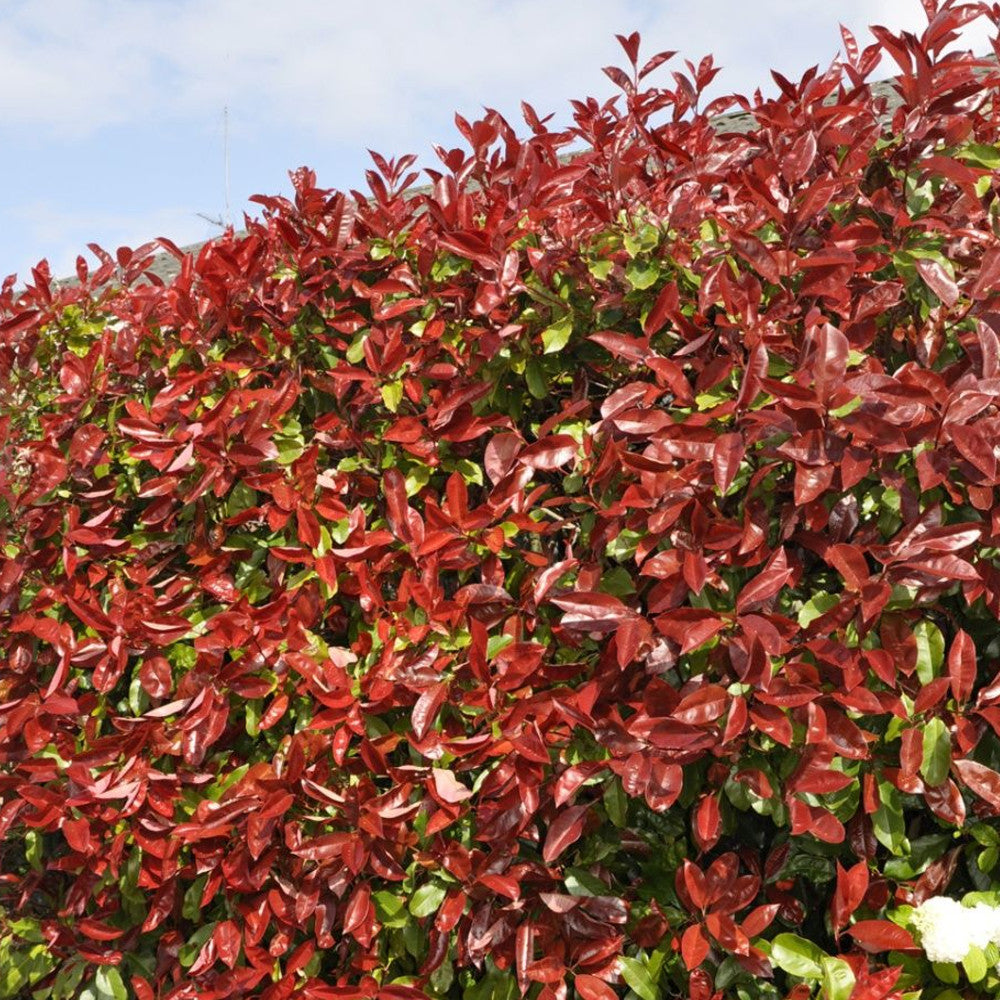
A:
[1,0,993,142]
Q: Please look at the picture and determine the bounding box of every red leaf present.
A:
[542,804,588,864]
[736,547,792,612]
[712,433,744,493]
[519,435,578,471]
[741,904,780,937]
[831,860,870,935]
[484,432,522,482]
[616,31,641,66]
[412,682,448,741]
[673,685,729,726]
[679,859,707,910]
[258,693,289,731]
[809,322,849,402]
[915,258,959,307]
[948,629,976,704]
[784,131,817,183]
[435,890,467,933]
[848,920,916,952]
[551,591,630,633]
[62,818,92,854]
[342,883,373,941]
[692,794,722,852]
[952,759,1000,808]
[575,974,617,1000]
[553,762,605,806]
[213,920,241,969]
[639,50,676,80]
[643,281,680,335]
[139,655,174,699]
[681,923,711,970]
[431,768,473,804]
[971,247,1000,300]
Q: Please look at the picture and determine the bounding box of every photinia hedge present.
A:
[8,3,1000,998]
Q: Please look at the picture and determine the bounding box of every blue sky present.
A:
[0,0,992,283]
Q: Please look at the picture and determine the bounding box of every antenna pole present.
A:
[224,105,231,228]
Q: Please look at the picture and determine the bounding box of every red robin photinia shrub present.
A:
[8,4,1000,999]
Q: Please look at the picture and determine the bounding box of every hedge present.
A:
[4,4,1000,999]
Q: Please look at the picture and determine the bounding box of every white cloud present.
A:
[0,0,994,144]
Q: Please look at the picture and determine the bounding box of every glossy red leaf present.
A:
[831,860,870,935]
[736,547,792,612]
[519,435,578,471]
[952,759,1000,809]
[575,974,618,1000]
[848,920,916,952]
[412,683,448,741]
[681,923,711,971]
[712,433,744,494]
[948,628,976,703]
[542,804,589,864]
[431,768,473,804]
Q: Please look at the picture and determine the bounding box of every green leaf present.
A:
[963,945,988,983]
[932,962,960,985]
[454,459,483,486]
[381,381,404,413]
[872,780,908,856]
[603,778,628,828]
[541,316,573,354]
[588,259,613,281]
[525,360,547,399]
[0,943,55,1000]
[49,959,86,1000]
[821,957,856,1000]
[972,823,1000,847]
[564,868,609,897]
[625,260,660,290]
[829,396,862,419]
[409,883,446,918]
[920,716,951,787]
[601,566,637,598]
[374,891,409,928]
[181,874,208,921]
[94,967,127,1000]
[914,619,945,685]
[798,592,839,628]
[226,481,257,517]
[275,435,305,465]
[884,834,953,879]
[770,933,826,980]
[486,634,514,658]
[245,698,262,737]
[24,831,42,872]
[430,959,454,994]
[956,142,1000,169]
[178,923,215,968]
[346,330,369,363]
[404,462,431,497]
[618,956,658,1000]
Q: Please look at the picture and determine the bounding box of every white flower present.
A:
[969,903,1000,949]
[912,897,983,964]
